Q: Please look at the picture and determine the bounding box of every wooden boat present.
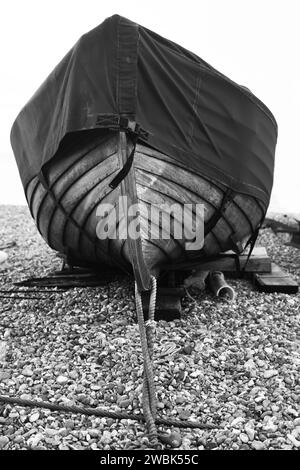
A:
[11,15,277,291]
[26,129,265,289]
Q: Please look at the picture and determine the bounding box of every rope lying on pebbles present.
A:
[135,276,159,447]
[0,395,217,430]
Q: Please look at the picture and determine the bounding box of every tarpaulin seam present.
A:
[188,75,202,144]
[116,17,139,116]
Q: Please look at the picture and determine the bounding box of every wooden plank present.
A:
[164,246,271,273]
[254,263,298,294]
[15,266,120,288]
[15,273,117,288]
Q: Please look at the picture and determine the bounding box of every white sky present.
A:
[0,0,299,212]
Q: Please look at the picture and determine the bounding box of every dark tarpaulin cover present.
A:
[11,14,277,207]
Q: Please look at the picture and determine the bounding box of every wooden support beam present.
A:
[15,267,119,288]
[164,246,271,274]
[254,263,298,294]
[141,287,185,321]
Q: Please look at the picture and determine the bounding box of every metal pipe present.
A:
[208,271,235,300]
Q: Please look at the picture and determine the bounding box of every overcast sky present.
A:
[1,0,299,213]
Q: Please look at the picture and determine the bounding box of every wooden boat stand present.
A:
[14,246,298,320]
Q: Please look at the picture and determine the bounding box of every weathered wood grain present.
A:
[27,132,265,279]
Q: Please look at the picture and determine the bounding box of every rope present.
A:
[184,287,198,303]
[135,275,160,448]
[0,395,217,429]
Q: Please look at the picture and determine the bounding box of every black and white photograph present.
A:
[0,0,299,457]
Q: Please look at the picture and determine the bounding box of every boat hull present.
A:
[26,131,265,284]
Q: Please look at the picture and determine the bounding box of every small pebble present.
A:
[59,444,70,450]
[117,385,125,394]
[251,441,265,450]
[22,367,34,377]
[159,432,182,448]
[118,399,131,408]
[100,430,112,444]
[287,434,300,448]
[263,370,278,379]
[0,371,11,380]
[239,444,250,450]
[29,412,40,423]
[182,344,193,355]
[179,410,191,420]
[64,419,75,430]
[0,436,9,449]
[56,375,68,385]
[240,433,249,443]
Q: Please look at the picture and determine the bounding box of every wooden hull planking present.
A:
[26,132,265,282]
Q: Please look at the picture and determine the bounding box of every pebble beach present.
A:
[0,204,299,450]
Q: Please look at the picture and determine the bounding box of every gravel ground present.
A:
[0,205,299,450]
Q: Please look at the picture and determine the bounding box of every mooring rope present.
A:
[135,275,160,448]
[0,395,216,429]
